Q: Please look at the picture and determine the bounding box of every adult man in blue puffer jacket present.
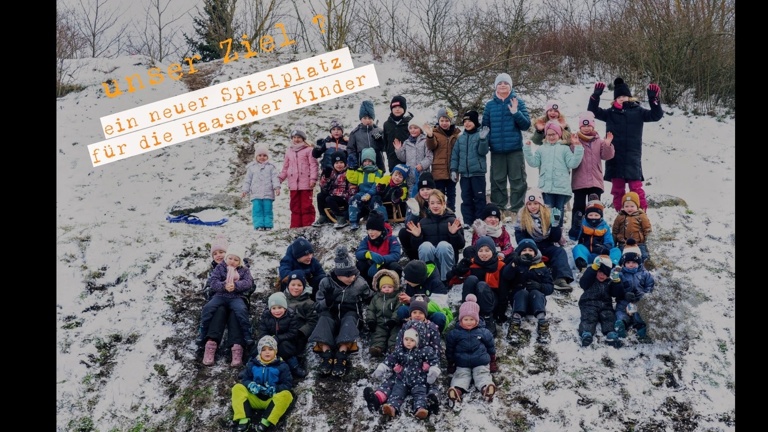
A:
[482,73,531,220]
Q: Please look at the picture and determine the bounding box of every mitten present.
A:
[393,364,403,373]
[447,363,456,374]
[264,385,276,398]
[427,366,441,384]
[551,208,562,227]
[525,280,542,292]
[624,292,636,302]
[591,256,603,271]
[489,354,498,373]
[372,363,390,380]
[610,267,622,282]
[450,171,459,183]
[369,252,385,264]
[362,193,371,202]
[367,320,377,332]
[372,128,383,140]
[647,83,661,103]
[422,362,430,372]
[479,126,490,139]
[247,382,260,394]
[593,82,606,96]
[367,264,379,279]
[385,319,398,330]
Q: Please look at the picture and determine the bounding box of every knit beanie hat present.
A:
[378,275,395,289]
[586,193,604,211]
[578,111,595,128]
[366,210,386,232]
[474,236,497,257]
[392,164,409,179]
[268,292,288,309]
[479,203,501,221]
[613,77,632,99]
[290,124,307,140]
[329,118,343,133]
[390,95,407,111]
[622,192,641,209]
[359,100,376,120]
[257,335,278,354]
[585,203,603,219]
[331,150,347,165]
[417,172,436,190]
[403,328,419,344]
[516,238,539,255]
[290,237,314,260]
[226,244,246,266]
[621,238,643,265]
[403,260,428,285]
[211,234,229,258]
[525,188,545,206]
[544,121,562,138]
[459,294,480,322]
[361,147,376,164]
[255,145,269,157]
[494,73,512,88]
[545,100,560,112]
[286,272,307,291]
[462,111,480,129]
[334,246,358,277]
[409,295,429,316]
[436,107,454,122]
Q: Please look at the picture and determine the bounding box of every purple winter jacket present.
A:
[209,262,254,299]
[570,132,615,191]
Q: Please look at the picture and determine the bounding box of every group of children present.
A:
[206,77,663,430]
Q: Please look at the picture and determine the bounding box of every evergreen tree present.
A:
[184,0,238,62]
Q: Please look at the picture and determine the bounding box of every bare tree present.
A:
[128,0,191,62]
[297,0,357,52]
[74,0,130,57]
[413,0,454,53]
[57,3,88,96]
[240,0,283,51]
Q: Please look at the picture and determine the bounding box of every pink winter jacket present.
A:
[279,143,319,191]
[569,131,615,190]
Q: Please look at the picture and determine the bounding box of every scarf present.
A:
[485,223,502,238]
[226,265,240,286]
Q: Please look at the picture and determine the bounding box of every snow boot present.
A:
[447,387,463,408]
[364,387,382,413]
[318,350,335,376]
[203,340,217,366]
[427,393,440,415]
[332,350,350,377]
[482,383,496,402]
[536,319,551,344]
[312,215,331,227]
[333,216,349,229]
[482,315,496,336]
[507,316,523,345]
[575,257,587,271]
[232,419,252,432]
[553,278,573,292]
[606,331,622,348]
[614,319,627,338]
[286,356,307,379]
[581,332,593,347]
[382,404,397,418]
[230,344,244,367]
[636,325,652,343]
[414,407,429,419]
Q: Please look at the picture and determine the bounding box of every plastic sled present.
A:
[166,214,228,226]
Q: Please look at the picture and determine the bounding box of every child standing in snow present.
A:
[612,191,653,263]
[445,295,497,406]
[588,77,663,211]
[278,126,319,228]
[577,256,623,347]
[614,244,655,343]
[257,292,306,379]
[425,108,461,211]
[394,121,433,195]
[450,110,489,226]
[523,121,584,226]
[347,100,386,171]
[199,244,254,366]
[370,328,436,419]
[230,336,294,432]
[531,99,571,145]
[241,146,281,231]
[567,112,615,240]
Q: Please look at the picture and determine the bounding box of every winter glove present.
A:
[479,126,490,139]
[551,208,561,228]
[422,362,431,372]
[427,366,441,384]
[593,82,606,97]
[647,83,661,104]
[385,319,398,330]
[248,382,263,395]
[362,193,371,202]
[452,258,472,278]
[372,128,383,140]
[525,280,542,292]
[367,320,377,332]
[372,363,390,380]
[367,264,379,279]
[264,385,276,398]
[610,267,622,282]
[447,363,456,374]
[591,256,603,271]
[366,252,385,264]
[450,171,459,183]
[489,354,498,373]
[624,292,636,302]
[393,364,403,373]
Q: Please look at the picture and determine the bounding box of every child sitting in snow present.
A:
[614,243,655,343]
[230,336,294,432]
[471,203,515,262]
[278,237,327,301]
[445,295,497,406]
[577,256,623,347]
[354,210,403,287]
[370,327,437,419]
[312,150,357,228]
[283,273,318,371]
[257,292,306,379]
[345,147,388,230]
[571,198,622,270]
[365,269,404,357]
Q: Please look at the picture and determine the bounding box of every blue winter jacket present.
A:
[239,356,293,394]
[445,325,496,368]
[450,129,489,177]
[615,266,655,312]
[482,92,531,154]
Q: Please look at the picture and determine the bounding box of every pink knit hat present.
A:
[545,99,560,112]
[544,121,562,138]
[211,234,228,258]
[459,294,480,322]
[578,111,595,127]
[526,188,545,206]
